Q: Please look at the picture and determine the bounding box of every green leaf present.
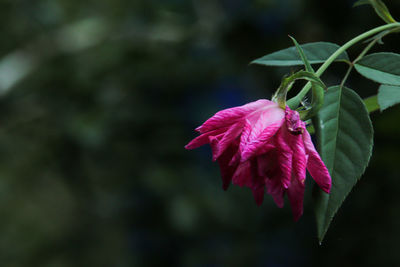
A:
[313,86,374,242]
[354,52,400,86]
[353,0,369,7]
[306,124,315,135]
[378,84,400,111]
[353,0,396,24]
[363,95,380,113]
[251,42,349,67]
[289,36,325,120]
[289,36,315,72]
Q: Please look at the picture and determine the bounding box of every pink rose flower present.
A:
[185,99,331,221]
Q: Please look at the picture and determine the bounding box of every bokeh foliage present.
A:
[0,0,399,266]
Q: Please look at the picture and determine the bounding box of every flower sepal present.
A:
[273,70,325,112]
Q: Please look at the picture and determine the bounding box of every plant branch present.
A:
[287,22,400,108]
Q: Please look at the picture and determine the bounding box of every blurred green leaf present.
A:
[378,84,400,111]
[363,95,380,113]
[251,42,349,67]
[353,0,369,7]
[353,0,396,24]
[313,86,374,242]
[355,52,400,86]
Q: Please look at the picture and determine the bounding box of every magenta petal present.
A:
[254,143,275,158]
[232,161,252,187]
[211,121,244,161]
[238,119,252,153]
[228,151,241,168]
[256,154,270,177]
[265,176,285,208]
[245,104,285,143]
[275,129,293,189]
[302,130,332,193]
[289,134,307,183]
[252,183,265,206]
[240,122,283,162]
[277,151,292,189]
[196,99,273,134]
[240,107,284,161]
[185,128,227,150]
[287,176,305,221]
[217,144,240,190]
[250,162,266,206]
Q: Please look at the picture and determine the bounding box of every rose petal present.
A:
[250,160,266,206]
[289,133,307,183]
[240,122,283,162]
[217,143,240,190]
[287,175,305,221]
[302,130,332,193]
[185,127,227,150]
[196,99,274,134]
[265,176,285,208]
[211,121,244,161]
[232,161,252,187]
[240,106,284,161]
[275,128,293,189]
[251,183,265,206]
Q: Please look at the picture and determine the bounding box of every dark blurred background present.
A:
[0,0,399,266]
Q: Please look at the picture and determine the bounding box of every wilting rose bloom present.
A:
[185,99,331,221]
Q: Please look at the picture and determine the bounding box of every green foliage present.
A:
[354,0,396,24]
[354,52,400,86]
[353,0,370,6]
[289,37,315,72]
[378,85,400,111]
[363,95,380,113]
[289,37,325,119]
[313,86,374,242]
[274,70,325,108]
[251,42,349,67]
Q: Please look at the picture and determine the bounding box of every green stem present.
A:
[287,22,400,108]
[339,64,353,89]
[340,29,394,88]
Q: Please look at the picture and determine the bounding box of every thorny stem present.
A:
[287,22,400,108]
